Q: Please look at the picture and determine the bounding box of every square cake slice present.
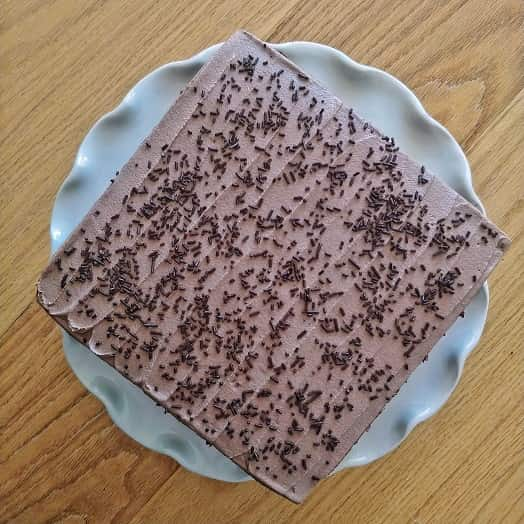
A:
[37,31,510,502]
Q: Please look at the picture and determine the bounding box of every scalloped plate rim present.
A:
[50,39,489,482]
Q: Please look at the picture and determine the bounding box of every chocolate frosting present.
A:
[37,31,510,502]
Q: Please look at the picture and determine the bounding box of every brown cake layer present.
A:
[37,31,510,502]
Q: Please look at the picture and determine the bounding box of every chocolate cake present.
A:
[37,31,510,502]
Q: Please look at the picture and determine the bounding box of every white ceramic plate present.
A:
[51,40,489,482]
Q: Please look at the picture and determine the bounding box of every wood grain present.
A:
[1,1,522,522]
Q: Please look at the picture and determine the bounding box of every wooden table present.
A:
[1,1,522,522]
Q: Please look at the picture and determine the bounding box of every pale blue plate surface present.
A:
[51,40,489,481]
